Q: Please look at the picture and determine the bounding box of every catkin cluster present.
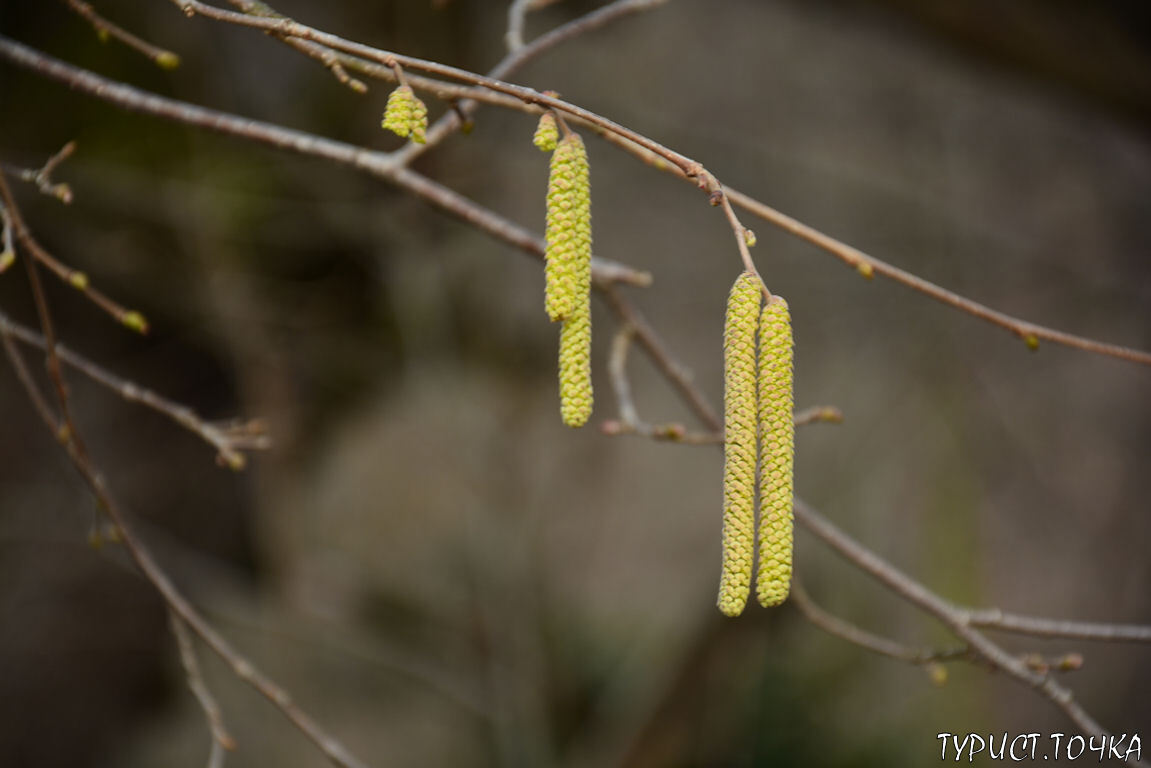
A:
[381,85,428,144]
[544,132,593,427]
[718,272,795,616]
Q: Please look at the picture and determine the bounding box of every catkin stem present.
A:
[719,271,762,616]
[756,295,795,607]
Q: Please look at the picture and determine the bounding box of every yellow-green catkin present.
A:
[381,85,427,143]
[533,112,559,152]
[558,302,593,427]
[544,133,591,323]
[719,271,762,617]
[755,295,794,608]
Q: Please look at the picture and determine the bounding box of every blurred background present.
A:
[1,1,1150,766]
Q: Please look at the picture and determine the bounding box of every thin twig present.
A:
[1,140,77,203]
[169,611,237,768]
[0,312,269,468]
[64,0,181,68]
[964,608,1151,643]
[791,579,968,666]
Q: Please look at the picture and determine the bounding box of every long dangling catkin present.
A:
[544,133,591,323]
[755,295,795,607]
[558,302,593,427]
[718,271,762,617]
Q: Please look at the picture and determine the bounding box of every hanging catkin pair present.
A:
[540,116,593,428]
[718,272,794,616]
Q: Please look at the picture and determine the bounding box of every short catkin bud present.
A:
[544,133,591,323]
[558,303,593,427]
[381,85,427,143]
[718,271,762,617]
[533,112,559,152]
[755,295,794,608]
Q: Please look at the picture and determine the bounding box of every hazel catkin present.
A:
[381,85,428,143]
[544,133,591,323]
[755,295,794,608]
[718,271,762,617]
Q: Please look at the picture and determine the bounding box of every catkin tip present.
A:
[559,306,593,427]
